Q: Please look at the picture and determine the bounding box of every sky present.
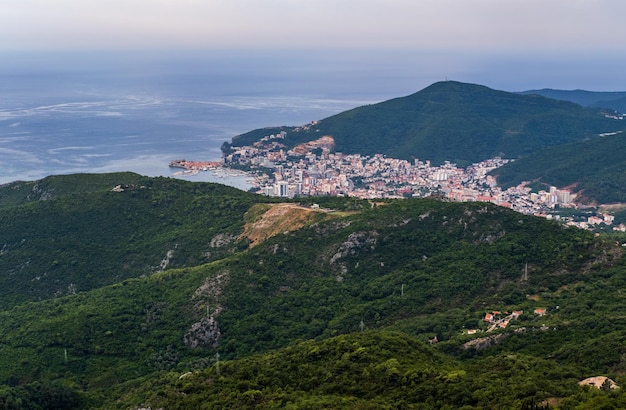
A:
[1,0,625,91]
[2,0,626,52]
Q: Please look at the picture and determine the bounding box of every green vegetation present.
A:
[227,81,626,205]
[230,81,626,167]
[520,88,626,113]
[212,199,600,358]
[117,331,465,409]
[0,173,135,207]
[492,133,626,204]
[0,173,264,309]
[3,173,626,408]
[115,331,599,409]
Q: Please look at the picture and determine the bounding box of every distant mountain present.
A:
[492,132,626,204]
[595,96,626,113]
[229,81,626,166]
[520,89,626,113]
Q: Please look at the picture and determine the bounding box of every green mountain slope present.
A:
[593,96,626,113]
[491,133,626,204]
[117,331,587,409]
[213,199,601,357]
[3,175,626,408]
[0,173,266,309]
[228,81,626,166]
[118,331,465,409]
[0,173,145,208]
[520,88,626,113]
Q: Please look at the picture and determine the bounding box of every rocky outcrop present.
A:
[578,376,620,390]
[330,231,379,264]
[209,233,236,248]
[183,316,220,349]
[185,271,229,349]
[463,333,508,351]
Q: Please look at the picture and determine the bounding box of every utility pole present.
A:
[215,352,220,376]
[523,263,528,282]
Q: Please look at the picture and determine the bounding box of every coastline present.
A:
[167,160,255,191]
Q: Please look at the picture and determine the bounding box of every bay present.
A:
[0,92,363,188]
[0,51,413,187]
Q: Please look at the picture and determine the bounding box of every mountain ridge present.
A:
[519,88,626,112]
[491,132,626,204]
[1,173,626,408]
[229,80,626,166]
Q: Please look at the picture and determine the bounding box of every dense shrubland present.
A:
[1,174,626,408]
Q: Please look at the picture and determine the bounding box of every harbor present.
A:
[168,159,255,191]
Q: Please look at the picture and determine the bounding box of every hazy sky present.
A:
[1,0,625,91]
[2,0,625,52]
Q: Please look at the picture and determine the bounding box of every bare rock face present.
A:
[183,316,220,349]
[184,271,229,349]
[193,271,228,305]
[209,233,236,248]
[330,231,379,264]
[578,376,620,390]
[463,333,508,350]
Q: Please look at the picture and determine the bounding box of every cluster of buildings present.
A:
[553,212,622,230]
[164,130,626,232]
[464,308,549,335]
[482,310,525,332]
[222,133,578,217]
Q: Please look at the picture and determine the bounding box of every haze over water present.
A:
[2,50,625,188]
[0,51,400,187]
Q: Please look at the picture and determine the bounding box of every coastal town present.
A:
[172,131,625,232]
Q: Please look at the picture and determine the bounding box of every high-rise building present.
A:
[275,181,289,197]
[557,190,571,204]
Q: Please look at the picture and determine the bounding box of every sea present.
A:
[0,50,437,190]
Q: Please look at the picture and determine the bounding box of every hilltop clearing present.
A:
[240,203,339,247]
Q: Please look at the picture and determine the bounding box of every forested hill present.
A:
[0,173,268,309]
[3,173,626,408]
[491,132,626,204]
[0,172,146,209]
[229,81,626,166]
[520,88,626,113]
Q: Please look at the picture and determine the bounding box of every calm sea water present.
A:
[0,51,427,188]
